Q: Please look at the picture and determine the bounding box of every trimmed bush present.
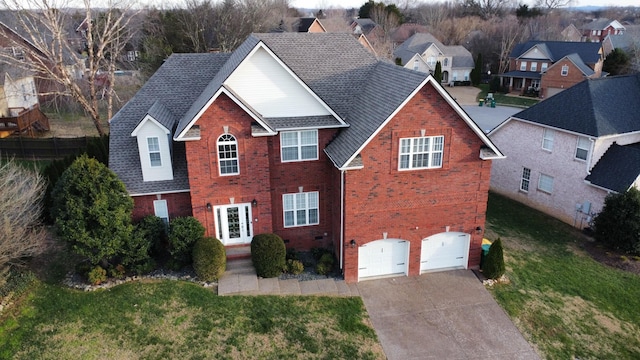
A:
[192,237,226,282]
[168,217,205,268]
[482,238,505,279]
[286,259,304,275]
[251,233,286,278]
[593,187,640,254]
[316,253,335,275]
[87,266,107,285]
[135,215,167,257]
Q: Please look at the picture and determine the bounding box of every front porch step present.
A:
[226,245,251,260]
[225,258,256,275]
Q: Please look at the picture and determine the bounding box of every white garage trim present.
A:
[358,239,409,281]
[420,232,470,274]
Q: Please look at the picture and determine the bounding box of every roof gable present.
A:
[586,143,640,192]
[519,44,552,61]
[545,53,594,77]
[511,41,602,65]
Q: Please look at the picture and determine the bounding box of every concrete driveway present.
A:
[357,270,539,360]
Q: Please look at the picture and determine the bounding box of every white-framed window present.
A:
[443,58,449,67]
[217,133,239,175]
[147,137,161,167]
[281,130,318,162]
[538,174,554,193]
[399,135,444,170]
[153,200,169,225]
[592,30,597,35]
[531,79,540,89]
[427,56,436,67]
[575,136,590,161]
[520,167,531,192]
[413,59,419,71]
[561,65,569,76]
[530,62,537,72]
[542,129,554,151]
[597,30,601,36]
[520,61,527,71]
[541,63,548,72]
[283,191,319,227]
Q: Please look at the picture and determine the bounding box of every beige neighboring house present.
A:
[489,73,640,228]
[561,24,582,42]
[393,33,474,85]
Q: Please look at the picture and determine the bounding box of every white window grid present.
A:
[542,129,554,151]
[399,135,444,170]
[530,62,537,72]
[283,192,319,227]
[541,63,548,72]
[521,167,531,192]
[147,137,161,167]
[520,61,527,71]
[561,65,569,76]
[575,137,590,161]
[538,174,554,193]
[217,133,239,175]
[281,130,318,162]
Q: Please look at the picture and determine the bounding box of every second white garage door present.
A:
[358,239,409,280]
[421,232,470,273]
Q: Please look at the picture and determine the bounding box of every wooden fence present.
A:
[0,136,100,160]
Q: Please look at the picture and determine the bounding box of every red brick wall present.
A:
[132,192,192,222]
[184,93,336,250]
[541,60,588,98]
[340,82,491,282]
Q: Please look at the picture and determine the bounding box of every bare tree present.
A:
[493,16,526,74]
[412,2,450,30]
[535,0,573,10]
[0,159,46,286]
[0,0,140,136]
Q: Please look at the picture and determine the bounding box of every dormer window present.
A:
[218,133,239,175]
[147,137,162,167]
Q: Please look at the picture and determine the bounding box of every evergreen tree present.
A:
[434,61,442,83]
[483,238,505,279]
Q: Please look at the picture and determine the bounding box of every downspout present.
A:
[340,169,345,271]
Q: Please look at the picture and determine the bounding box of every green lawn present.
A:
[485,192,640,359]
[0,281,383,359]
[477,84,540,108]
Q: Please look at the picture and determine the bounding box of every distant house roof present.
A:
[502,73,640,138]
[510,41,602,64]
[393,33,474,69]
[298,18,323,32]
[390,23,429,44]
[351,18,377,35]
[586,143,640,193]
[581,18,625,31]
[605,33,639,52]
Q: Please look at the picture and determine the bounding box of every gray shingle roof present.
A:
[109,52,231,195]
[145,101,176,131]
[510,41,602,64]
[586,143,640,192]
[392,33,473,69]
[499,70,541,79]
[510,73,640,137]
[564,53,595,76]
[581,18,624,31]
[112,33,501,194]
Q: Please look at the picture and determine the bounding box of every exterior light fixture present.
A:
[350,239,357,248]
[475,226,482,234]
[206,203,212,211]
[252,199,257,207]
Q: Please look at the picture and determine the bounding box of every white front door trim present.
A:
[214,203,253,245]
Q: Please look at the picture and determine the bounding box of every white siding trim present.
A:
[135,121,174,182]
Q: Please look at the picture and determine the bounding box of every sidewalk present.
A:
[217,258,360,297]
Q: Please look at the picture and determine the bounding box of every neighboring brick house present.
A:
[500,41,604,98]
[393,33,474,85]
[580,19,625,42]
[276,17,326,33]
[489,73,640,228]
[109,33,503,283]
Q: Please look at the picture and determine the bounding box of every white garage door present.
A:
[546,87,564,98]
[421,232,470,273]
[358,239,409,280]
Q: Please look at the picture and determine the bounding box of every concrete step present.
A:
[226,245,251,260]
[225,258,255,275]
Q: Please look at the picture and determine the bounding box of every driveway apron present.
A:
[357,270,540,360]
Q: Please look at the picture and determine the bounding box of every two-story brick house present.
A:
[393,33,475,85]
[109,33,503,283]
[489,73,640,228]
[580,18,625,42]
[499,41,604,99]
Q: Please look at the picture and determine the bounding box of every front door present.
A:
[214,203,253,245]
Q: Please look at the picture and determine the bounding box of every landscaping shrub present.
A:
[192,237,226,282]
[316,253,335,275]
[168,217,205,269]
[251,233,286,278]
[136,215,167,256]
[286,259,304,275]
[109,264,126,279]
[593,187,640,254]
[50,155,133,266]
[482,238,505,279]
[87,266,107,285]
[286,248,299,261]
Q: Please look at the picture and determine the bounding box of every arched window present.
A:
[443,58,449,67]
[217,134,239,175]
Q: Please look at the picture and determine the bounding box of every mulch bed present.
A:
[580,237,640,276]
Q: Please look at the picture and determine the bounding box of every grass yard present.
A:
[485,193,640,359]
[0,281,383,359]
[477,84,540,108]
